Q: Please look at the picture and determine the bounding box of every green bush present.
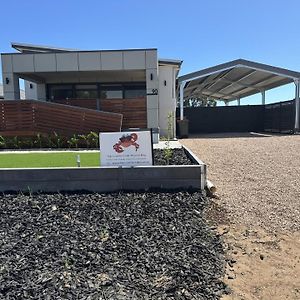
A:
[0,136,7,149]
[0,131,100,150]
[67,134,79,149]
[19,137,34,149]
[163,112,174,164]
[78,134,88,148]
[87,131,99,148]
[34,133,43,149]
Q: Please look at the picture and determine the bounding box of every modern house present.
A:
[1,43,182,139]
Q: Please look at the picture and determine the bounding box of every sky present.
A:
[1,0,299,105]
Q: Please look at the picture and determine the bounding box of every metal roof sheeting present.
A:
[178,59,300,101]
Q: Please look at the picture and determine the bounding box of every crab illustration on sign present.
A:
[113,133,140,153]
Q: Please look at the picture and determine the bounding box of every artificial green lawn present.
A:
[0,152,100,168]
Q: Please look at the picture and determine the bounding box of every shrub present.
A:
[0,136,7,149]
[87,131,99,148]
[163,112,174,164]
[0,131,99,150]
[78,134,88,148]
[34,133,43,149]
[67,134,79,149]
[19,137,34,149]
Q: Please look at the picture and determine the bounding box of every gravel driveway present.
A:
[180,133,300,232]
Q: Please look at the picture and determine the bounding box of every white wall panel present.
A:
[146,50,157,69]
[101,52,123,70]
[78,52,101,71]
[34,54,56,72]
[1,55,13,73]
[146,94,159,109]
[25,81,37,99]
[147,108,159,128]
[56,53,79,71]
[12,54,34,72]
[123,51,145,69]
[146,69,159,90]
[158,65,177,137]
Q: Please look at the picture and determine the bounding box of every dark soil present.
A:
[154,148,197,165]
[0,191,226,299]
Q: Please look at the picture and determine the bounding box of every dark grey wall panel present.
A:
[264,100,295,133]
[177,105,265,133]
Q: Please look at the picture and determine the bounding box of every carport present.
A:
[178,59,300,132]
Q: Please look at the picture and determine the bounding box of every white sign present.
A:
[100,131,153,167]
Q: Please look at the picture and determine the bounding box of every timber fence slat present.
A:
[0,100,123,136]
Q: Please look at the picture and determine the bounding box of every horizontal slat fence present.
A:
[0,100,122,137]
[52,98,147,129]
[101,98,147,129]
[53,99,98,110]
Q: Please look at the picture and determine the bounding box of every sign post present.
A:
[100,130,153,167]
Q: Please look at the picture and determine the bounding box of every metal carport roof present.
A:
[178,59,300,102]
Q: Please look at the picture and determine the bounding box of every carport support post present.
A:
[261,90,266,105]
[294,79,300,132]
[179,81,185,120]
[237,98,240,106]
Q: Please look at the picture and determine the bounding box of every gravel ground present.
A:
[181,133,300,232]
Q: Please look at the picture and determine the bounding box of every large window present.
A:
[100,85,123,99]
[47,83,146,100]
[75,84,98,99]
[49,85,73,100]
[124,87,146,98]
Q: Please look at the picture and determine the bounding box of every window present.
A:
[124,84,146,99]
[49,85,73,100]
[100,85,123,99]
[124,88,146,98]
[75,84,98,99]
[48,82,146,101]
[75,90,98,99]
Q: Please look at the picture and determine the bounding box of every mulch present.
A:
[153,148,197,165]
[0,191,227,299]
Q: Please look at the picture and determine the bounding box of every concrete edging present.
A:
[0,146,206,193]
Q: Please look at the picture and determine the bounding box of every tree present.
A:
[183,96,217,107]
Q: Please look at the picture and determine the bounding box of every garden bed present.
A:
[0,148,196,168]
[0,191,227,299]
[0,147,206,193]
